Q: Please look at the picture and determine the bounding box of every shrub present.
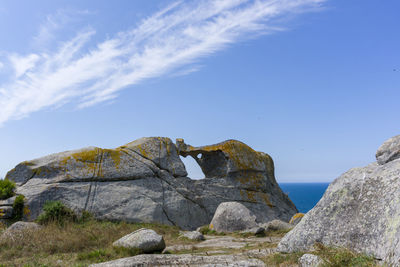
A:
[0,179,15,200]
[12,195,25,220]
[37,201,77,226]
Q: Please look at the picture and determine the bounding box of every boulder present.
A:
[298,254,323,267]
[376,134,400,165]
[262,219,293,231]
[210,202,258,232]
[89,254,265,267]
[4,137,297,230]
[1,221,42,239]
[180,231,205,241]
[112,228,165,253]
[277,135,400,265]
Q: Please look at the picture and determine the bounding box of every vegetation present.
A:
[0,179,15,200]
[11,194,25,220]
[198,225,225,236]
[0,217,191,266]
[0,202,379,266]
[262,243,378,267]
[37,200,78,226]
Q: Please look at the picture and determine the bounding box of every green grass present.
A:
[0,217,190,266]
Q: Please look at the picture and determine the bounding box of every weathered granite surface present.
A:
[4,137,297,230]
[89,254,265,267]
[277,135,400,265]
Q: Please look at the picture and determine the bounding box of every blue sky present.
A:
[0,0,399,182]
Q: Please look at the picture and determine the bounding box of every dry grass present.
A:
[0,219,198,266]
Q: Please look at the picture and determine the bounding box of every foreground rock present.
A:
[89,254,265,267]
[4,137,297,229]
[298,254,323,267]
[278,134,400,265]
[1,221,42,239]
[210,202,258,232]
[113,228,165,253]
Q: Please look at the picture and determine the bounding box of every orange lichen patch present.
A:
[104,148,123,170]
[289,213,305,224]
[240,190,274,207]
[23,205,31,217]
[186,140,266,170]
[59,147,124,177]
[21,161,35,166]
[237,173,264,189]
[259,192,274,208]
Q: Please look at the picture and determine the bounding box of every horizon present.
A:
[0,0,399,183]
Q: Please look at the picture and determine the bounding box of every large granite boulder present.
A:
[113,228,165,253]
[210,202,258,232]
[4,137,297,230]
[277,135,400,265]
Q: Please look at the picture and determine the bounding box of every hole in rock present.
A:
[180,155,205,180]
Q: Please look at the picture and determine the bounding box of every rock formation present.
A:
[277,134,400,265]
[4,137,297,230]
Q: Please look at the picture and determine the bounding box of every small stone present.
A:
[180,231,205,241]
[112,228,165,253]
[298,254,323,267]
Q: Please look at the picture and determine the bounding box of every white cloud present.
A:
[0,62,3,69]
[0,0,325,125]
[9,54,40,78]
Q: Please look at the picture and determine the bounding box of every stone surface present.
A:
[89,254,265,267]
[5,137,297,230]
[298,254,323,267]
[376,135,400,165]
[165,235,279,252]
[112,228,165,253]
[262,219,293,231]
[289,213,305,225]
[180,230,205,241]
[277,135,400,265]
[210,202,258,232]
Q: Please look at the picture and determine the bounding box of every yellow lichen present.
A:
[23,205,31,217]
[289,213,305,224]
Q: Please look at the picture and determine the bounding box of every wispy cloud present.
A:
[0,0,325,125]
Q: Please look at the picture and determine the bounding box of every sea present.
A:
[279,183,330,213]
